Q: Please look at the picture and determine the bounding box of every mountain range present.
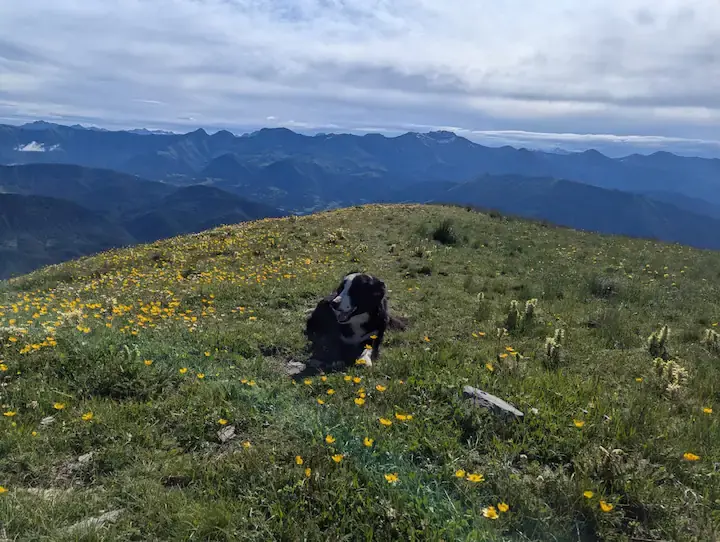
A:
[0,164,284,278]
[1,120,719,279]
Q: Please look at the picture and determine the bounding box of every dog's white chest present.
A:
[340,313,373,344]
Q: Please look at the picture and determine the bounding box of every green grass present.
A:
[1,203,719,541]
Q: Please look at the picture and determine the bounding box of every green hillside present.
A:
[0,204,718,541]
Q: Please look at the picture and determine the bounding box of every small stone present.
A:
[462,386,524,418]
[285,361,307,376]
[25,488,72,500]
[63,509,124,534]
[78,452,95,464]
[217,425,236,444]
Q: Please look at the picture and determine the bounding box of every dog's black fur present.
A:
[305,272,406,367]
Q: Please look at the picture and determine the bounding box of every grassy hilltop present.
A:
[0,204,718,541]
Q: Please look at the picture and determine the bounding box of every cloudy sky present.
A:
[2,0,720,155]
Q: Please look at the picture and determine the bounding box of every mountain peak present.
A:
[21,120,62,130]
[426,130,458,141]
[186,128,209,138]
[251,127,299,137]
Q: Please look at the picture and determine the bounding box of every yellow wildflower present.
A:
[583,491,594,499]
[3,411,16,417]
[331,454,343,463]
[703,407,712,414]
[317,398,325,405]
[326,389,336,395]
[305,467,311,478]
[218,418,228,425]
[573,419,585,428]
[144,359,153,366]
[375,385,387,392]
[363,437,374,447]
[599,501,614,512]
[384,473,399,484]
[53,403,65,410]
[354,398,365,406]
[179,367,188,374]
[295,455,304,465]
[82,412,94,421]
[455,469,466,478]
[497,503,509,513]
[482,506,499,520]
[325,435,336,444]
[197,373,205,379]
[379,417,393,426]
[303,378,312,386]
[683,452,700,461]
[466,473,485,483]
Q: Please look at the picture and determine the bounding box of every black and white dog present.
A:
[305,272,406,368]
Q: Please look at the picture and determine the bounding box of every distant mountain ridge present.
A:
[2,121,720,209]
[1,121,720,278]
[0,164,285,279]
[0,193,134,279]
[385,175,720,251]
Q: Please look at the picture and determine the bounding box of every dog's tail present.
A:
[388,314,409,331]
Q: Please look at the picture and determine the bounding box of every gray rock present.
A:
[462,386,524,418]
[285,361,307,376]
[78,452,95,464]
[63,509,124,534]
[217,425,236,444]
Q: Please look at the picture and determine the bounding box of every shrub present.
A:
[647,325,670,360]
[703,328,720,353]
[544,328,565,369]
[432,220,458,246]
[652,357,688,398]
[504,298,538,332]
[476,292,492,322]
[505,300,521,331]
[589,274,621,299]
[524,299,538,322]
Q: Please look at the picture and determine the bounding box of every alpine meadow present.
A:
[0,204,719,541]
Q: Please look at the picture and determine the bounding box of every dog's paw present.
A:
[355,348,373,368]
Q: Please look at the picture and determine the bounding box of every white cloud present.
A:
[14,141,60,152]
[1,0,719,151]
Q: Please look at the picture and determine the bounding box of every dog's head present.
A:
[330,272,386,323]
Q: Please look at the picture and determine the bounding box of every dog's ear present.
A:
[371,277,387,298]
